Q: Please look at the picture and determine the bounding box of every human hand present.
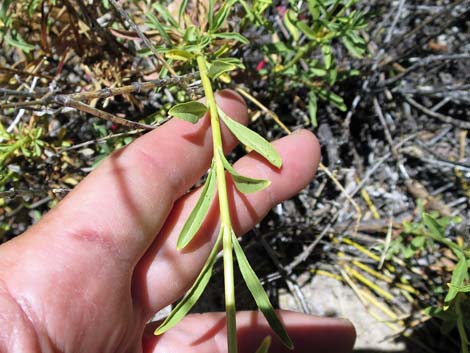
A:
[0,90,355,353]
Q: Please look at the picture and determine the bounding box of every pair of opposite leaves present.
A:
[154,101,293,350]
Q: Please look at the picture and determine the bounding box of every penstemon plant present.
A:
[154,55,292,351]
[149,2,293,352]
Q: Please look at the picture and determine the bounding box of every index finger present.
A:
[27,90,248,265]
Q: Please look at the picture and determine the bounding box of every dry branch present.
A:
[1,73,198,129]
[404,95,470,129]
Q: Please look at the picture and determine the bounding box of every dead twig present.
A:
[0,66,54,80]
[0,74,196,109]
[319,163,362,235]
[0,188,70,199]
[57,129,145,153]
[285,223,332,274]
[373,97,410,179]
[108,0,176,76]
[381,0,468,67]
[378,54,470,87]
[404,95,470,129]
[1,73,197,130]
[350,134,416,198]
[62,99,153,130]
[62,0,126,57]
[235,87,291,135]
[384,0,406,44]
[0,88,49,98]
[260,236,311,314]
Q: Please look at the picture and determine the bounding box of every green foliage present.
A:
[168,101,208,123]
[209,58,245,80]
[3,30,35,53]
[308,91,318,127]
[139,0,366,125]
[232,230,294,349]
[218,107,283,168]
[421,214,469,311]
[148,3,295,351]
[155,229,223,334]
[255,336,272,353]
[0,1,15,27]
[126,2,367,350]
[176,165,217,250]
[386,208,462,260]
[0,123,45,168]
[0,0,56,52]
[218,148,271,194]
[387,211,469,353]
[255,0,367,124]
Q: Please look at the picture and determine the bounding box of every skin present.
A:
[0,90,355,353]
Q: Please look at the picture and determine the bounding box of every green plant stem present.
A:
[196,55,238,353]
[0,135,31,167]
[283,42,316,71]
[456,294,469,353]
[0,170,14,188]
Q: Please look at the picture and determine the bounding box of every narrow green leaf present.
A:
[307,0,321,19]
[218,107,282,168]
[158,65,169,79]
[211,57,245,67]
[342,34,366,58]
[316,88,347,111]
[183,26,198,43]
[217,148,270,193]
[422,213,445,241]
[321,44,333,69]
[310,67,328,76]
[27,0,41,16]
[208,58,244,80]
[422,213,463,257]
[5,33,35,53]
[208,61,236,80]
[237,0,254,21]
[444,257,468,308]
[0,0,13,23]
[177,166,217,249]
[208,0,215,30]
[255,336,272,353]
[165,49,193,61]
[283,10,299,42]
[155,231,222,335]
[347,31,366,46]
[169,101,207,123]
[152,3,178,27]
[254,0,271,17]
[231,231,293,349]
[198,35,212,49]
[145,13,171,44]
[212,3,232,32]
[212,32,249,44]
[308,92,318,127]
[265,41,290,54]
[448,284,470,292]
[424,306,454,321]
[297,21,317,40]
[326,66,338,86]
[178,0,189,25]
